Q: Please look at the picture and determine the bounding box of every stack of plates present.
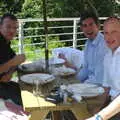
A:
[66,83,104,97]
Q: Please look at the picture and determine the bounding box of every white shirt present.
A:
[103,47,120,99]
[52,47,84,70]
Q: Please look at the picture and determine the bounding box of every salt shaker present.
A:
[60,85,68,103]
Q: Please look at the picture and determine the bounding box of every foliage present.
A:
[1,0,120,61]
[0,0,119,18]
[91,0,117,16]
[0,0,24,15]
[46,0,119,17]
[19,0,42,18]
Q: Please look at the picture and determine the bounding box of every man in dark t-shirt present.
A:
[0,13,25,106]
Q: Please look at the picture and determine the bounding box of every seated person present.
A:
[86,16,120,120]
[0,13,25,106]
[103,16,120,104]
[76,10,108,84]
[52,47,84,71]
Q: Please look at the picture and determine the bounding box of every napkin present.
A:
[72,94,82,102]
[0,99,29,120]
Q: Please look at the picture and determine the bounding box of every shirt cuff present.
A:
[109,89,120,100]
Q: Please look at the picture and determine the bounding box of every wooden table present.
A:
[21,90,92,120]
[19,74,105,120]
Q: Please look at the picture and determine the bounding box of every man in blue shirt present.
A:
[76,10,108,85]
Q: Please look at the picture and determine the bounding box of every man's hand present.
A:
[10,54,26,67]
[58,53,67,61]
[0,54,25,73]
[58,53,77,70]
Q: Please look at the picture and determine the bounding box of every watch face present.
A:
[95,115,103,120]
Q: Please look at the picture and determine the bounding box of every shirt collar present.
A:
[89,32,103,46]
[114,47,120,55]
[108,47,120,56]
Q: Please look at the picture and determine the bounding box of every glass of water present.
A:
[33,79,40,96]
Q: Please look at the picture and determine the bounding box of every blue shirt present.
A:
[76,32,108,84]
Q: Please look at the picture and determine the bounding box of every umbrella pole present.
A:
[43,0,49,72]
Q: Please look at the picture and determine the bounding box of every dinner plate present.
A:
[41,57,65,65]
[67,83,97,90]
[19,64,36,72]
[18,61,43,72]
[20,73,55,85]
[52,66,76,76]
[50,57,65,65]
[66,83,104,97]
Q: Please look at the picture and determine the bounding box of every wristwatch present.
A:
[95,114,103,120]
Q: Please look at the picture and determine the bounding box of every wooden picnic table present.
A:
[19,74,105,120]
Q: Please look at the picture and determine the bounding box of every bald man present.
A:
[86,16,120,120]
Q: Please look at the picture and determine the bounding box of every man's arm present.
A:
[75,49,88,82]
[0,72,13,82]
[86,95,120,120]
[0,54,25,73]
[0,54,25,82]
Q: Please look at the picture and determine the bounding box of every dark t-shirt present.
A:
[0,33,16,64]
[0,33,23,106]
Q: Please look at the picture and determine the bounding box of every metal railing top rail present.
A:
[18,17,107,23]
[12,17,108,61]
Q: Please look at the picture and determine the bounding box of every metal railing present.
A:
[12,17,107,61]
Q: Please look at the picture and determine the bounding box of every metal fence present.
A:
[12,17,106,61]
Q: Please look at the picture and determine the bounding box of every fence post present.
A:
[73,19,77,48]
[18,20,24,54]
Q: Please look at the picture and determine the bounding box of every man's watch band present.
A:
[95,114,103,120]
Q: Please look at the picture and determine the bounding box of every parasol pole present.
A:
[43,0,49,72]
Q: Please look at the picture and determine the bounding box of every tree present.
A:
[47,0,119,17]
[20,0,42,18]
[0,0,24,15]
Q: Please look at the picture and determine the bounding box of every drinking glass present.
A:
[33,79,40,96]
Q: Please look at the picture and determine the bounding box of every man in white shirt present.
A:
[86,16,120,120]
[103,16,120,101]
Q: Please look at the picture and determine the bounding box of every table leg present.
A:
[52,111,62,120]
[29,110,49,120]
[71,104,91,120]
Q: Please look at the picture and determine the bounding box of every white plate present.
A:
[19,64,36,72]
[41,58,65,65]
[67,83,104,97]
[20,73,55,85]
[52,66,76,76]
[49,57,65,65]
[67,83,97,90]
[19,61,43,72]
